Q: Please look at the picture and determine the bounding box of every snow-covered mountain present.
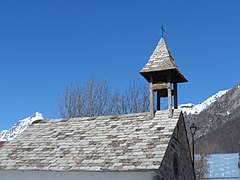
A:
[179,89,229,115]
[0,112,44,141]
[183,83,240,153]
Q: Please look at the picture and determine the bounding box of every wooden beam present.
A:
[174,83,178,109]
[167,76,172,117]
[151,83,167,91]
[157,91,160,111]
[150,81,154,119]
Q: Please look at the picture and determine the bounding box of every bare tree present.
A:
[82,77,110,116]
[125,81,149,114]
[110,91,128,115]
[195,153,208,180]
[57,77,111,118]
[57,77,149,118]
[109,82,149,115]
[58,83,80,118]
[195,146,216,180]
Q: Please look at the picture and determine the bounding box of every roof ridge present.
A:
[47,112,150,123]
[47,110,183,123]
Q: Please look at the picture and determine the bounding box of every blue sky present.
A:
[0,0,239,130]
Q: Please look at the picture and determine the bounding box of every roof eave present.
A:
[140,69,188,83]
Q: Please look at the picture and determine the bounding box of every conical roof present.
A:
[140,37,187,83]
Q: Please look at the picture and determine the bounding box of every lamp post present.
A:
[190,123,197,177]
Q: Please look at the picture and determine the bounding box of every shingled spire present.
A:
[140,37,187,118]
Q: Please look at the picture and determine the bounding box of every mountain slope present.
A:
[182,84,240,153]
[0,112,44,141]
[195,115,240,153]
[180,89,229,115]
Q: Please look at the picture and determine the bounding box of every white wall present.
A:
[0,170,157,180]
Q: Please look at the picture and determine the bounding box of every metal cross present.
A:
[161,25,165,37]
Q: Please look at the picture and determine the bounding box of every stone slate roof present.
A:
[0,109,182,172]
[140,38,187,83]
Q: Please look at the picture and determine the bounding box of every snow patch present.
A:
[0,112,44,141]
[180,89,229,115]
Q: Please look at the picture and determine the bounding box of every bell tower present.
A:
[140,37,187,118]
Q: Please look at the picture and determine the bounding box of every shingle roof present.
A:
[0,109,182,172]
[140,38,187,83]
[141,38,177,72]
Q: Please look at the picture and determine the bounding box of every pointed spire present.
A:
[140,35,187,118]
[140,37,187,83]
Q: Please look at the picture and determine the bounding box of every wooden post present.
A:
[150,81,154,119]
[174,83,178,109]
[167,76,172,117]
[157,91,160,111]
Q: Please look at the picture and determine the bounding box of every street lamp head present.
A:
[190,123,197,136]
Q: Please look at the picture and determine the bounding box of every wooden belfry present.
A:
[140,37,187,118]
